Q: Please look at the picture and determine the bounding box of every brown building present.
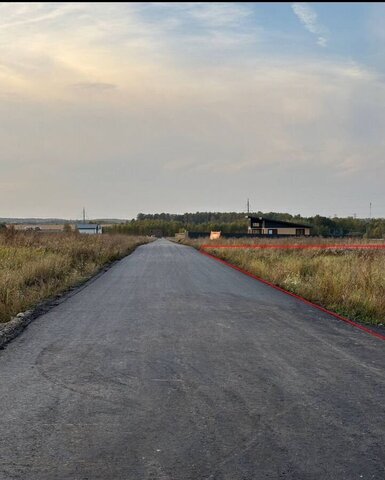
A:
[247,216,311,236]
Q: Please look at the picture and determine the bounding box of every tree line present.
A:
[105,212,385,238]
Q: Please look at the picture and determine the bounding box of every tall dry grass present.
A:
[0,231,149,323]
[182,237,385,325]
[180,236,385,248]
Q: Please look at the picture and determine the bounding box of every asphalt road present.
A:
[1,239,385,480]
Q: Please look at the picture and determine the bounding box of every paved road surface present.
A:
[1,239,385,479]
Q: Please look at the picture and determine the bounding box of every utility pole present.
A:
[365,202,372,238]
[83,207,86,223]
[246,198,250,215]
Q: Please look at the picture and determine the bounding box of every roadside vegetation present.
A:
[0,231,149,323]
[182,237,385,326]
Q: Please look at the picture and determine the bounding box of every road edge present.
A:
[199,249,385,342]
[0,245,143,350]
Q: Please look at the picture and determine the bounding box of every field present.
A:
[180,237,385,326]
[9,223,69,232]
[0,231,149,323]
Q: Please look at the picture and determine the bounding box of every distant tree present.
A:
[4,224,16,241]
[63,223,72,234]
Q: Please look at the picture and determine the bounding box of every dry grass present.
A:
[179,236,385,248]
[0,232,149,323]
[181,237,385,326]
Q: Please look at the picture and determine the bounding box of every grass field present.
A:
[0,232,149,323]
[181,237,385,326]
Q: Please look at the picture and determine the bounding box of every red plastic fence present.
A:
[201,244,385,250]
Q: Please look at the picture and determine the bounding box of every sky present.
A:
[1,2,385,219]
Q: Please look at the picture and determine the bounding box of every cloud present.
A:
[291,3,328,47]
[0,3,83,30]
[184,2,252,27]
[72,82,117,91]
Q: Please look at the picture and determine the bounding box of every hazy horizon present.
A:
[1,3,385,219]
[0,208,378,222]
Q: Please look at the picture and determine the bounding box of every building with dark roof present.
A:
[247,216,311,236]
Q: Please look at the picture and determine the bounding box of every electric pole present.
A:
[246,198,250,215]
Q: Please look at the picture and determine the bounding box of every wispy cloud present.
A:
[72,82,117,91]
[292,3,328,47]
[184,3,252,27]
[0,3,83,30]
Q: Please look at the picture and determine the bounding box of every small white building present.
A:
[76,223,103,235]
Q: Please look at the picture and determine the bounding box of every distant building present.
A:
[247,216,311,236]
[76,223,103,235]
[210,231,221,240]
